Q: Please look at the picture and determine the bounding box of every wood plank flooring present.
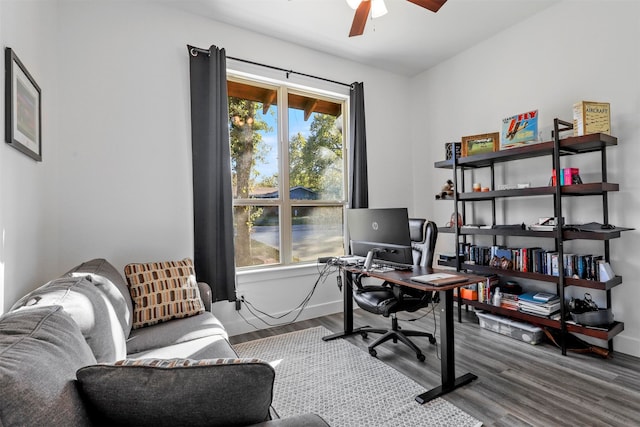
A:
[229,306,640,426]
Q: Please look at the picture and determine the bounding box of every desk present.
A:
[323,265,483,404]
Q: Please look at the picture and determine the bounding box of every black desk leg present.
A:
[323,269,369,341]
[415,288,477,404]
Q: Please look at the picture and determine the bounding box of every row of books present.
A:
[551,168,583,186]
[460,244,613,281]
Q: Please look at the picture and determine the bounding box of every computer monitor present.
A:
[347,208,413,267]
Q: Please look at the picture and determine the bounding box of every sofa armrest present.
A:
[197,282,213,312]
[77,358,275,426]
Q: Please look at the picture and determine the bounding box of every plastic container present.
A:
[476,311,544,345]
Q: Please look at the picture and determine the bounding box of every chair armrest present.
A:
[197,282,213,312]
[77,358,275,426]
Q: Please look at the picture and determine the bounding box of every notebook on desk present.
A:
[410,273,468,286]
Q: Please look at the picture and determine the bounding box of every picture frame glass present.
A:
[461,132,499,157]
[6,47,42,161]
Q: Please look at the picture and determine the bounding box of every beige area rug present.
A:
[234,326,483,427]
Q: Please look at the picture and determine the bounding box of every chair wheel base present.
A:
[429,336,437,345]
[369,348,377,357]
[417,353,426,362]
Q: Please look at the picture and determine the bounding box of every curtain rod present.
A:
[189,46,353,89]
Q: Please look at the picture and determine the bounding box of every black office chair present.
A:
[352,218,438,361]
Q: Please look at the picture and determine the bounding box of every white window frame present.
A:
[228,71,350,269]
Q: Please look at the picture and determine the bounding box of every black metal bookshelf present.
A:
[435,120,630,354]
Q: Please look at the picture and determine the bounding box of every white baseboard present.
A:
[613,334,640,358]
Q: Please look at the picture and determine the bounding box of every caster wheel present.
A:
[429,336,437,345]
[369,348,377,357]
[417,353,426,362]
[360,332,368,339]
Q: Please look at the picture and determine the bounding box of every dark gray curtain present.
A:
[349,82,369,208]
[187,45,236,302]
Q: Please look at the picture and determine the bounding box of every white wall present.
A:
[410,1,640,356]
[0,1,60,313]
[3,0,638,358]
[46,1,413,334]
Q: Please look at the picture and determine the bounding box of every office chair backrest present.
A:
[408,218,438,268]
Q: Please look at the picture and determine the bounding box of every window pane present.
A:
[291,206,344,262]
[229,81,279,200]
[234,205,280,267]
[288,93,344,201]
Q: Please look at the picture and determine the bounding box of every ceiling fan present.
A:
[346,0,447,37]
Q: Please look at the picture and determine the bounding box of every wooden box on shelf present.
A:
[573,101,610,136]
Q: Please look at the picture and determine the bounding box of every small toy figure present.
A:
[436,179,454,199]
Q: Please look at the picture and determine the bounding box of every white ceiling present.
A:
[164,0,560,76]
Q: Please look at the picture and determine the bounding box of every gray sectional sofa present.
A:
[0,258,328,427]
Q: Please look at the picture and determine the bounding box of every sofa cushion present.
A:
[0,306,96,427]
[11,276,127,362]
[126,311,230,355]
[66,258,134,337]
[124,258,205,329]
[76,358,274,427]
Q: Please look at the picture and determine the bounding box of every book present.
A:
[598,261,615,281]
[533,292,557,302]
[563,168,580,186]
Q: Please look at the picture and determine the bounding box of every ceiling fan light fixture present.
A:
[346,0,361,10]
[371,0,388,18]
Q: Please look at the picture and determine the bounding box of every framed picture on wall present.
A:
[5,47,42,161]
[461,132,499,157]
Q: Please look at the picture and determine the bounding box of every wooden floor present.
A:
[230,305,640,427]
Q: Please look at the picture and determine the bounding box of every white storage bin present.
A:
[476,311,544,345]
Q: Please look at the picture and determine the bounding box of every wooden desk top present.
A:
[344,265,485,292]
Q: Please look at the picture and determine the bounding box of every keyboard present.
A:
[374,260,414,271]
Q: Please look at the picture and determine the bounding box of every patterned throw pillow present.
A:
[124,258,205,329]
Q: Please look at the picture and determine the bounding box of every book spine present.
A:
[576,255,585,279]
[563,168,572,186]
[551,253,559,276]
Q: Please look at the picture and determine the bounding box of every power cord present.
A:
[237,258,341,329]
[398,298,441,360]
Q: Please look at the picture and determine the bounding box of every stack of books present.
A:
[500,293,519,311]
[517,292,561,318]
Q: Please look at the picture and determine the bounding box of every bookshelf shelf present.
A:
[438,226,626,241]
[434,132,617,169]
[435,119,627,355]
[459,298,625,340]
[450,182,620,201]
[439,260,623,291]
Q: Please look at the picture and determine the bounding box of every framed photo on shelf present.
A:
[461,132,499,157]
[5,47,42,161]
[500,110,539,150]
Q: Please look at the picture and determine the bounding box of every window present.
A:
[228,76,348,268]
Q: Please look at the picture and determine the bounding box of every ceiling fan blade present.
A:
[406,0,447,13]
[349,0,371,37]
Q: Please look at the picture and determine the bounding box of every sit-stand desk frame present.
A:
[323,265,482,404]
